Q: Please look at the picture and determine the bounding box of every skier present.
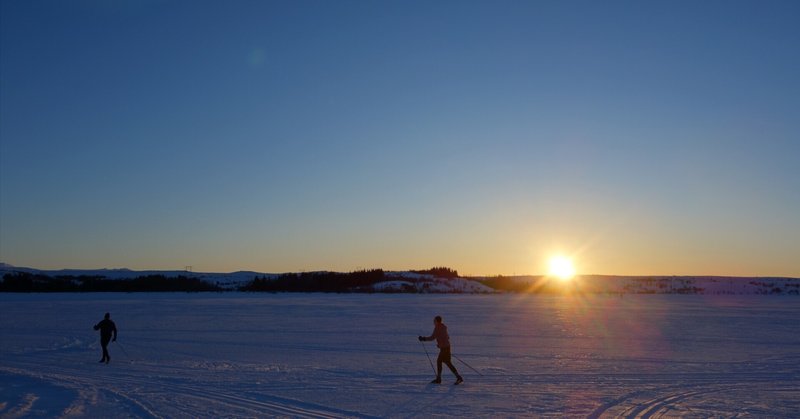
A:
[93,312,117,364]
[419,315,463,385]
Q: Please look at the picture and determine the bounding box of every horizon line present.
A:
[2,263,798,280]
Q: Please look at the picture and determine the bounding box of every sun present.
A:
[548,256,576,280]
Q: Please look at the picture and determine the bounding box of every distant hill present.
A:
[1,264,798,294]
[0,264,264,290]
[474,274,800,295]
[0,264,493,293]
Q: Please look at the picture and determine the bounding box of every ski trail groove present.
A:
[0,360,369,418]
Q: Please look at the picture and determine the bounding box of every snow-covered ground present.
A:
[1,293,798,417]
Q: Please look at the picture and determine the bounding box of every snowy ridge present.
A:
[2,264,799,294]
[0,264,275,289]
[0,264,494,293]
[376,273,494,293]
[483,274,800,295]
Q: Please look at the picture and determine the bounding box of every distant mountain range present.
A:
[1,263,798,294]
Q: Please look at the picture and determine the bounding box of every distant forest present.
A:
[0,267,461,293]
[0,272,222,292]
[241,267,459,292]
[242,270,386,292]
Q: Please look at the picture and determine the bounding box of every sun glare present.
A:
[548,256,576,280]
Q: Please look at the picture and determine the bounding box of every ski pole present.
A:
[452,354,483,376]
[419,340,436,375]
[115,340,131,360]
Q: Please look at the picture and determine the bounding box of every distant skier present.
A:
[93,312,117,364]
[419,315,463,385]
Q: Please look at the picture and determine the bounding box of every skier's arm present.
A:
[418,328,436,341]
[93,323,99,331]
[112,323,117,341]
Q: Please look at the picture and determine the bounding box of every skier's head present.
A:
[104,312,110,319]
[434,315,442,324]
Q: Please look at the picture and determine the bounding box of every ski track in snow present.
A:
[0,294,798,418]
[0,359,366,418]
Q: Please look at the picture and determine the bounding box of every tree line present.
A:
[0,272,222,292]
[0,266,466,293]
[240,269,386,292]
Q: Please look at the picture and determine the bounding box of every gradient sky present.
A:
[1,0,798,276]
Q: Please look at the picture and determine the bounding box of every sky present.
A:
[1,0,798,276]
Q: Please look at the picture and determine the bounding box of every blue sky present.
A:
[2,0,799,275]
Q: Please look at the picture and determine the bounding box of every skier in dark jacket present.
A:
[93,312,117,364]
[419,315,463,385]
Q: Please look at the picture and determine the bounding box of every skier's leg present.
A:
[436,350,444,379]
[445,359,460,376]
[101,338,110,362]
[441,347,460,377]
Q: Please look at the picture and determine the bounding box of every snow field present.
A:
[1,293,798,417]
